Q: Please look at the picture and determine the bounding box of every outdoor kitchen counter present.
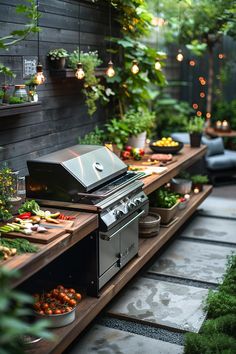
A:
[141,144,207,195]
[3,211,98,288]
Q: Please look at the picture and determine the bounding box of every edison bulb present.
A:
[34,64,46,85]
[131,60,139,74]
[106,60,115,78]
[75,63,85,80]
[176,50,184,62]
[155,59,161,71]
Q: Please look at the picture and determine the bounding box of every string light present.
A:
[200,92,205,98]
[75,63,85,79]
[106,3,115,78]
[152,17,165,27]
[106,60,115,78]
[192,103,198,110]
[75,2,85,80]
[200,79,206,86]
[218,53,225,59]
[34,0,45,85]
[155,59,161,71]
[198,76,204,81]
[206,112,211,119]
[196,111,202,117]
[189,60,196,67]
[131,60,139,74]
[34,64,46,85]
[176,49,184,62]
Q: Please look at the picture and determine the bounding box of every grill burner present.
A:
[26,145,149,295]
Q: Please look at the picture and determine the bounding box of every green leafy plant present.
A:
[190,174,209,184]
[68,50,107,116]
[188,116,205,134]
[0,267,53,354]
[105,118,130,151]
[0,90,4,99]
[47,48,69,60]
[123,107,155,136]
[150,188,178,208]
[0,166,17,221]
[24,76,38,88]
[8,96,26,105]
[78,126,105,145]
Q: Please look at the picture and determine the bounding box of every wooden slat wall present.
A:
[0,0,115,175]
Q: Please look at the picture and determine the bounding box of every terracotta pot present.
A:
[127,131,147,149]
[190,133,202,148]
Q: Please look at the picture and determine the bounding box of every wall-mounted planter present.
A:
[49,68,106,78]
[0,102,42,118]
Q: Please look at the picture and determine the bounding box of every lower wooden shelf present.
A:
[0,102,42,117]
[28,185,212,354]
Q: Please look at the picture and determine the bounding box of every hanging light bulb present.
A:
[34,64,46,85]
[131,60,139,74]
[106,60,115,78]
[75,62,85,80]
[176,49,184,62]
[155,59,161,71]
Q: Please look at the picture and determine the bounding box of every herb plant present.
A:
[8,96,26,104]
[78,126,105,145]
[123,107,155,137]
[191,175,209,184]
[188,116,205,134]
[105,118,130,151]
[47,48,69,60]
[0,90,4,99]
[68,50,107,116]
[0,166,16,221]
[150,188,178,208]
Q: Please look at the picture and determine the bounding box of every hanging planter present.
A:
[47,48,69,70]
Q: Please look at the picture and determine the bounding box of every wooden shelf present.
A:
[0,102,42,118]
[49,68,106,78]
[4,211,98,288]
[27,185,212,354]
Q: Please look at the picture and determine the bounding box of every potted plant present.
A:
[105,118,130,156]
[125,107,155,148]
[8,96,25,105]
[188,116,205,147]
[25,76,39,102]
[191,174,209,192]
[78,126,104,145]
[47,48,69,70]
[149,188,179,225]
[0,89,4,104]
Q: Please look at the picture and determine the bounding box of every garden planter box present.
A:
[150,202,179,225]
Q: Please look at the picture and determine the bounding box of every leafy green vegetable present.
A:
[150,188,178,208]
[0,238,38,259]
[18,200,40,214]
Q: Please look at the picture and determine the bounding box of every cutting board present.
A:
[2,227,66,244]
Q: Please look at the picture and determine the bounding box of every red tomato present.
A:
[53,309,61,315]
[125,145,132,152]
[42,303,49,310]
[69,299,77,307]
[45,309,53,315]
[34,302,41,310]
[139,148,145,156]
[122,151,131,160]
[75,293,82,301]
[68,288,76,294]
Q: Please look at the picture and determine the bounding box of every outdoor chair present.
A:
[171,133,236,185]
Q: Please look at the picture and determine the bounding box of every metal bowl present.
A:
[34,307,76,328]
[171,178,192,194]
[149,141,184,154]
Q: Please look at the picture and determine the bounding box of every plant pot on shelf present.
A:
[150,202,179,225]
[189,133,202,148]
[170,178,192,194]
[49,57,66,70]
[127,131,147,149]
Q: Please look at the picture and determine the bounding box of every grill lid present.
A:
[27,145,127,192]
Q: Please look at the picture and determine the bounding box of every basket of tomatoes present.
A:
[33,285,82,327]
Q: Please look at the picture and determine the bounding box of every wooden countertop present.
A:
[205,127,236,138]
[2,211,98,288]
[141,144,207,195]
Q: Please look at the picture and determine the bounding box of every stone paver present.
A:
[148,239,235,284]
[180,216,236,244]
[66,324,183,354]
[107,277,208,333]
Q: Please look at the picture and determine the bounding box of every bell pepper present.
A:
[18,212,32,219]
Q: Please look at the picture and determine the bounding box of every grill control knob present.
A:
[134,198,142,205]
[114,209,124,219]
[127,201,136,210]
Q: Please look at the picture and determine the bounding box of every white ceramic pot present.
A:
[127,131,147,149]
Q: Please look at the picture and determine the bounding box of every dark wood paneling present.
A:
[0,0,111,174]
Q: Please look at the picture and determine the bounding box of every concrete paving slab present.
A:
[66,324,184,354]
[107,277,208,333]
[180,216,236,244]
[148,239,235,284]
[199,195,236,219]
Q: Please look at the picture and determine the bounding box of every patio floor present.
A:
[65,186,236,354]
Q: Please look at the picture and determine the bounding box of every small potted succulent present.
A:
[47,48,69,70]
[149,188,179,225]
[191,174,209,192]
[188,116,205,147]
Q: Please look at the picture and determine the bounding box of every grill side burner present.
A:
[26,144,149,296]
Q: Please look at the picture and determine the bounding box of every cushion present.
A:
[206,150,236,171]
[171,133,190,144]
[201,137,225,157]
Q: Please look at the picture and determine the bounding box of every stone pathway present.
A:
[66,186,236,354]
